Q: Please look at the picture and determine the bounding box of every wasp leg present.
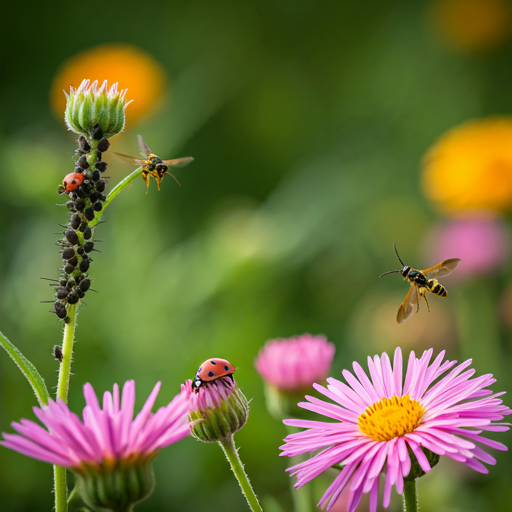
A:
[420,289,431,312]
[142,171,150,194]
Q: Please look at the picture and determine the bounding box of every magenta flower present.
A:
[280,348,511,512]
[255,334,335,392]
[427,214,511,280]
[1,380,189,467]
[1,380,190,511]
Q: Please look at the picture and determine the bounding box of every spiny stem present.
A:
[56,303,79,401]
[403,479,419,512]
[218,435,263,512]
[53,302,79,512]
[89,166,143,228]
[54,465,67,512]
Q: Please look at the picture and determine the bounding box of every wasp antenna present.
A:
[393,242,406,267]
[166,172,181,187]
[379,270,402,278]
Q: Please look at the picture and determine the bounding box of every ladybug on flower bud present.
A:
[191,358,236,392]
[62,172,84,192]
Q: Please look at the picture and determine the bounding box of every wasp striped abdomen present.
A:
[427,279,447,297]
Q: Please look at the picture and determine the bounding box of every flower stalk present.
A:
[402,480,418,512]
[53,303,79,512]
[219,435,263,512]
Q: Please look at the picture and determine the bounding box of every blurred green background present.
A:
[1,1,512,511]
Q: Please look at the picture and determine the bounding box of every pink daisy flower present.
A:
[255,334,335,392]
[280,348,511,512]
[1,380,190,511]
[1,380,190,467]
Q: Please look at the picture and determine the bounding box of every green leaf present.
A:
[0,329,50,406]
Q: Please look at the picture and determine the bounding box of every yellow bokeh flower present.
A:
[51,44,166,126]
[428,0,511,52]
[422,118,512,214]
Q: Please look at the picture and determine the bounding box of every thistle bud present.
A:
[64,79,132,139]
[184,377,250,443]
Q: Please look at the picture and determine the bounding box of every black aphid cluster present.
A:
[48,125,110,322]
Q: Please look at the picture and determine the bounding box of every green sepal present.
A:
[74,457,156,512]
[404,445,440,481]
[190,386,249,443]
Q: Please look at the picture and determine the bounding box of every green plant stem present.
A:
[89,166,143,228]
[56,303,79,401]
[53,303,79,512]
[286,425,314,512]
[218,435,263,512]
[403,479,419,512]
[54,465,68,512]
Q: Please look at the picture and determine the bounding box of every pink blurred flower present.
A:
[255,334,335,392]
[281,348,510,512]
[428,215,511,280]
[0,380,190,468]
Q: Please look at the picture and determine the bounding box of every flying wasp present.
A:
[380,243,460,324]
[113,135,194,193]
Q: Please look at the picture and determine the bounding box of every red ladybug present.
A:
[192,358,236,391]
[62,172,84,192]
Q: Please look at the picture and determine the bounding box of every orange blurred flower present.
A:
[51,44,166,126]
[422,118,512,214]
[429,0,512,52]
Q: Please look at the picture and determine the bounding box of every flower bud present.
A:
[184,377,249,442]
[64,79,132,139]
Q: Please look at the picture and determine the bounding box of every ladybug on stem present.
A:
[191,358,235,392]
[62,172,85,192]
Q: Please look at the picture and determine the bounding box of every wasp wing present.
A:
[397,284,419,324]
[422,258,461,279]
[137,135,153,158]
[162,157,194,168]
[112,152,146,165]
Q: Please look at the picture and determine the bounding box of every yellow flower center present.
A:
[357,394,424,442]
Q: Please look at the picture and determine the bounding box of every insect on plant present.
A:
[380,243,461,324]
[191,358,236,392]
[113,135,194,193]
